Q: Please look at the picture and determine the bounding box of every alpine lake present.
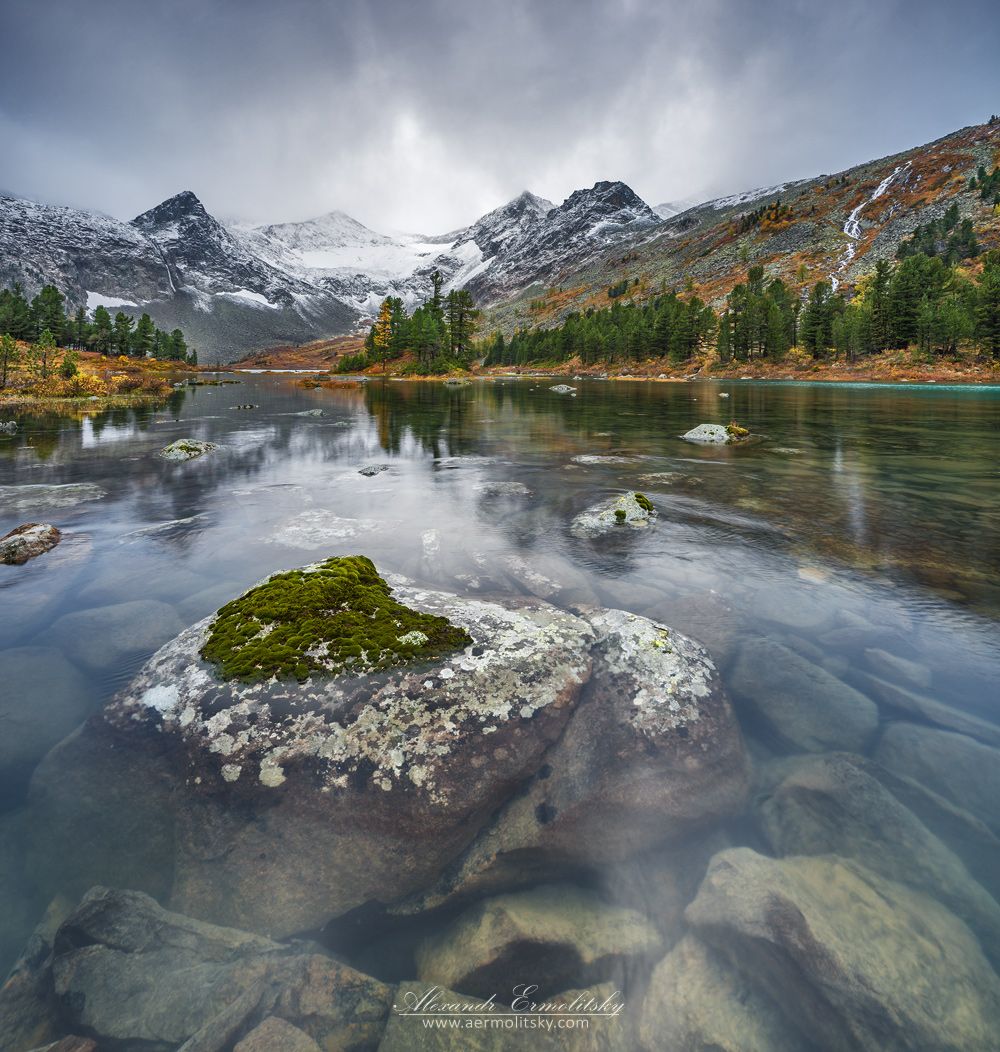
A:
[2,372,1000,1051]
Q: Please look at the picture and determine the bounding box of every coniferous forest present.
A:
[338,271,480,374]
[483,250,1000,367]
[0,282,195,364]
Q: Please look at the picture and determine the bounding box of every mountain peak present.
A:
[132,190,210,230]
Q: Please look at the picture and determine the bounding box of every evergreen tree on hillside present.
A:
[0,333,20,389]
[132,313,156,358]
[31,285,66,342]
[977,252,1000,359]
[91,305,113,353]
[112,312,134,356]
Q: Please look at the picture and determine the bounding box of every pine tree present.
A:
[0,333,20,388]
[133,313,156,358]
[977,252,1000,359]
[34,328,57,379]
[112,312,134,356]
[91,306,113,354]
[31,285,67,342]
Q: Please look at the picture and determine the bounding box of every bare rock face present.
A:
[686,848,1000,1052]
[395,609,750,912]
[0,524,61,565]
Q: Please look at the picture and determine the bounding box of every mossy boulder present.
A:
[200,556,471,683]
[159,439,216,461]
[570,492,656,537]
[681,422,750,445]
[28,569,594,936]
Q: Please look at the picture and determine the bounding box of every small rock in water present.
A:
[0,420,17,434]
[0,522,61,565]
[549,384,576,393]
[293,408,324,417]
[570,491,655,537]
[358,464,389,477]
[682,422,750,445]
[159,439,216,461]
[230,403,257,410]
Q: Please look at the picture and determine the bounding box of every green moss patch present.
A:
[201,555,472,683]
[633,492,654,513]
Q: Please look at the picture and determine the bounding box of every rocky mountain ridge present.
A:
[2,119,998,359]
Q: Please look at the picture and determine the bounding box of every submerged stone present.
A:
[686,848,1000,1052]
[415,883,661,1001]
[0,484,105,514]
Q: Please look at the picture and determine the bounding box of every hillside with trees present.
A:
[338,271,480,374]
[483,251,1000,368]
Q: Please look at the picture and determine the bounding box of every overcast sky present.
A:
[1,0,997,233]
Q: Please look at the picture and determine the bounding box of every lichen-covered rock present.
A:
[729,638,878,753]
[45,888,392,1052]
[159,439,217,461]
[681,422,749,445]
[756,752,1000,968]
[638,935,802,1052]
[415,884,661,1001]
[686,848,1000,1052]
[32,571,593,937]
[570,492,655,537]
[358,464,389,477]
[549,384,576,393]
[395,609,749,912]
[1,524,61,565]
[0,420,17,434]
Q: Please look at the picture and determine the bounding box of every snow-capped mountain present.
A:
[0,180,666,359]
[0,190,357,360]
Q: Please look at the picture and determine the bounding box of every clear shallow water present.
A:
[2,375,1000,1040]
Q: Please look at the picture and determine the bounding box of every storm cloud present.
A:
[1,0,997,232]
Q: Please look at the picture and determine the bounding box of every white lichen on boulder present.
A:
[159,439,217,461]
[570,491,655,537]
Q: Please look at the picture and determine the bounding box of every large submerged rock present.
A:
[23,558,749,942]
[37,887,391,1052]
[686,848,1000,1052]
